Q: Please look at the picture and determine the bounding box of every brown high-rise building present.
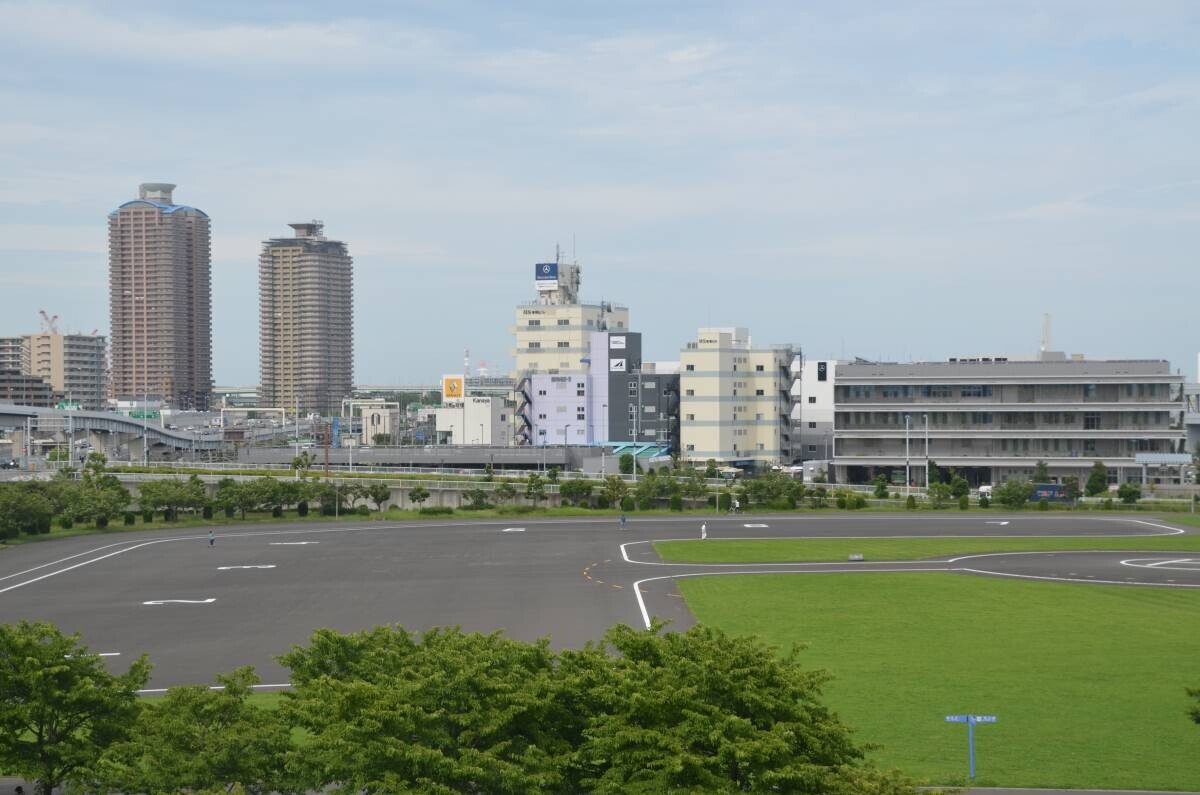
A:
[108,183,212,410]
[259,221,353,416]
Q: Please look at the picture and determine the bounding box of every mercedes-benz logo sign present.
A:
[542,264,551,274]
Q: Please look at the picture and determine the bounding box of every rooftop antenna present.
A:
[1040,312,1052,354]
[463,347,470,378]
[572,233,576,262]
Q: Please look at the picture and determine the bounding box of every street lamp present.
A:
[904,413,911,495]
[924,413,930,488]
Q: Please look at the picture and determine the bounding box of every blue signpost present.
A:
[945,714,997,779]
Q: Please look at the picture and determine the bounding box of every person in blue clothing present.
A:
[619,513,627,529]
[208,530,215,547]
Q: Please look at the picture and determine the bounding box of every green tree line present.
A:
[0,620,919,794]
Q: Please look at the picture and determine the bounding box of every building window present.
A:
[576,390,585,397]
[808,444,817,453]
[577,413,585,420]
[808,396,816,404]
[686,389,694,396]
[529,342,541,349]
[686,413,695,420]
[756,364,764,371]
[686,364,695,371]
[528,320,541,326]
[808,421,816,428]
[629,426,636,436]
[537,389,546,396]
[557,341,569,348]
[686,444,695,451]
[1084,413,1101,430]
[1083,384,1097,398]
[500,414,507,422]
[755,389,764,396]
[557,319,569,326]
[556,406,566,413]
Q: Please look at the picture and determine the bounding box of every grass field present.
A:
[655,524,1200,564]
[676,573,1200,790]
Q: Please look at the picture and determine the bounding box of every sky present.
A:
[1,1,1198,384]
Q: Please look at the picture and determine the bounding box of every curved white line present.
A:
[1120,558,1200,571]
[632,567,953,629]
[956,567,1200,588]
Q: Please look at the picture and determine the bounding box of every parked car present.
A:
[0,459,18,469]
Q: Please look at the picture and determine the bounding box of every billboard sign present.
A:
[609,358,627,372]
[535,262,559,291]
[610,335,626,350]
[442,375,465,401]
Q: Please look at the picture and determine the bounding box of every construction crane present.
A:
[38,310,59,334]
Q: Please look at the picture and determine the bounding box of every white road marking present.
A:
[957,567,1200,588]
[985,521,1010,526]
[65,652,120,658]
[217,564,276,570]
[142,598,216,605]
[136,682,291,695]
[743,523,769,528]
[502,528,526,533]
[1120,558,1200,571]
[269,541,319,545]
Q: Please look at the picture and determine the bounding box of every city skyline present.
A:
[1,2,1198,383]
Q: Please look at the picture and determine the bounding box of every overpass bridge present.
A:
[0,404,233,462]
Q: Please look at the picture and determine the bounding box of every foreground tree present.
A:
[993,478,1034,510]
[0,622,150,794]
[89,667,290,794]
[1085,461,1109,497]
[0,486,53,539]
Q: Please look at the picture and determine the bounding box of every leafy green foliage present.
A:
[994,479,1034,509]
[408,485,430,506]
[1085,461,1109,497]
[1062,475,1081,501]
[494,481,517,504]
[0,485,53,538]
[927,482,952,509]
[366,483,392,512]
[0,622,150,793]
[558,478,594,506]
[525,473,547,505]
[704,459,719,478]
[1117,482,1141,504]
[1033,460,1050,482]
[618,453,635,475]
[872,475,889,499]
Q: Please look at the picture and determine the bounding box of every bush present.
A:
[905,495,917,510]
[1102,497,1114,510]
[95,515,108,529]
[669,495,683,511]
[717,493,732,511]
[59,516,73,530]
[224,505,236,518]
[123,511,136,526]
[835,494,847,509]
[958,495,969,510]
[356,504,370,516]
[636,497,654,511]
[272,506,283,518]
[890,492,900,499]
[979,493,990,508]
[851,494,867,510]
[297,500,309,517]
[418,506,454,516]
[596,495,611,509]
[142,509,154,523]
[1038,498,1049,511]
[620,496,635,512]
[202,505,213,520]
[1117,482,1141,505]
[785,494,797,510]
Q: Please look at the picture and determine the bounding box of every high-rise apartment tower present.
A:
[258,221,353,416]
[108,183,212,409]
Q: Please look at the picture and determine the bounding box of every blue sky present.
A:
[1,1,1198,384]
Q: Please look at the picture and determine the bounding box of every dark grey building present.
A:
[589,331,678,452]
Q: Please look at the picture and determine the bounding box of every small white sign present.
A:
[610,335,626,350]
[610,358,626,372]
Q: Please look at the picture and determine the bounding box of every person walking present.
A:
[208,530,215,547]
[701,522,707,541]
[619,513,627,530]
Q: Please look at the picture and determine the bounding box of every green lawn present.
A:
[655,529,1200,564]
[676,573,1200,790]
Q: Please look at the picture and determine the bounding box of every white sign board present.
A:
[609,358,627,372]
[610,335,626,350]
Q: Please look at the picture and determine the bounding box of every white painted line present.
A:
[142,598,216,605]
[1120,558,1200,572]
[956,567,1200,588]
[137,682,291,695]
[632,567,952,629]
[985,521,1010,526]
[65,652,120,658]
[217,565,276,570]
[269,541,319,545]
[743,523,769,528]
[502,527,526,533]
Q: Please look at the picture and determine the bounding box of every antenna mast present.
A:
[1040,313,1052,354]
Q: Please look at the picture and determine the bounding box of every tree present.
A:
[0,486,53,539]
[1085,461,1109,497]
[291,451,316,478]
[463,488,491,510]
[0,622,150,795]
[872,474,890,499]
[372,433,392,446]
[546,466,560,484]
[1117,482,1141,504]
[927,481,952,509]
[525,473,547,506]
[926,460,942,485]
[704,459,719,479]
[680,469,708,506]
[559,478,594,507]
[366,483,392,512]
[1062,475,1081,502]
[89,667,290,794]
[994,478,1034,509]
[213,478,244,518]
[245,477,283,515]
[494,481,517,505]
[1033,459,1050,482]
[808,485,828,508]
[137,478,206,520]
[948,475,969,499]
[408,485,430,508]
[619,453,635,475]
[602,475,628,507]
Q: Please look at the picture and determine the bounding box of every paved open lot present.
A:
[0,513,1195,689]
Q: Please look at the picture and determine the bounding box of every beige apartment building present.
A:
[109,183,212,410]
[258,221,353,416]
[511,302,630,375]
[28,333,106,409]
[679,327,797,468]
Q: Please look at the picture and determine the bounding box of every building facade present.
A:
[832,357,1185,486]
[794,358,839,462]
[109,183,212,410]
[258,222,354,416]
[27,333,107,410]
[0,337,29,374]
[0,370,57,407]
[679,327,797,468]
[434,397,511,445]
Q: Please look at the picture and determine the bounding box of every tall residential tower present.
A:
[258,221,354,415]
[108,183,212,409]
